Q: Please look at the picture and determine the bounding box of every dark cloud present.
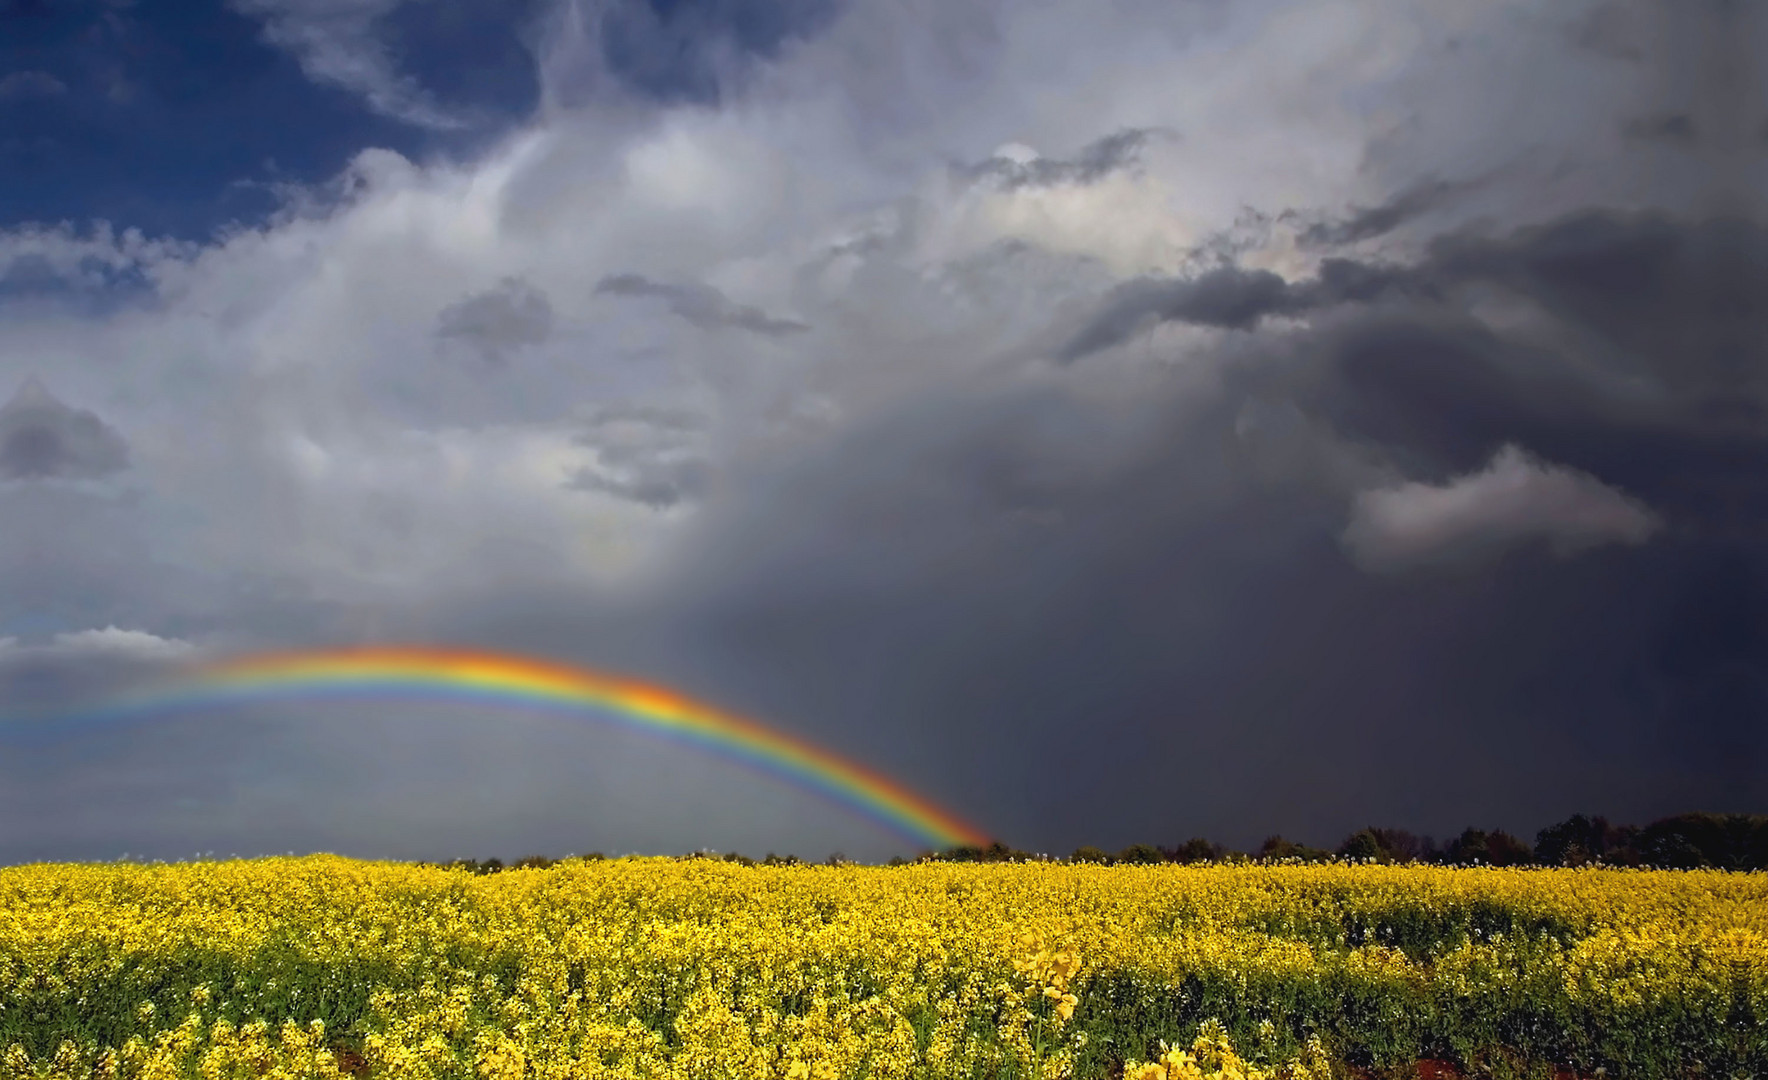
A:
[1224,213,1767,553]
[961,127,1175,191]
[422,230,1768,852]
[1055,257,1439,363]
[875,202,1768,845]
[595,273,810,336]
[435,275,554,364]
[0,375,130,480]
[1568,0,1648,64]
[1623,113,1699,144]
[1056,268,1292,361]
[1298,173,1496,249]
[564,457,712,510]
[1423,210,1767,406]
[567,404,713,510]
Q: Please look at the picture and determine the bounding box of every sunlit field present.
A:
[5,856,1764,1080]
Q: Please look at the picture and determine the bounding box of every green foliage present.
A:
[1258,836,1333,863]
[1337,830,1386,863]
[1445,828,1534,867]
[1117,844,1164,865]
[1163,838,1228,864]
[1535,814,1639,868]
[1634,812,1768,871]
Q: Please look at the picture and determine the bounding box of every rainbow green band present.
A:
[19,644,992,851]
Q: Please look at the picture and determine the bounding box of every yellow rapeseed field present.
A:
[3,856,1763,1080]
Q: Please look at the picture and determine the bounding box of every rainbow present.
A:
[14,644,992,851]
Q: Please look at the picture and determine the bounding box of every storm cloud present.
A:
[2,0,1766,866]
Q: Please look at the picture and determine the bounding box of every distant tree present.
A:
[1445,828,1532,866]
[1117,844,1164,865]
[1635,813,1768,871]
[1368,828,1427,863]
[576,852,607,862]
[1409,836,1451,864]
[723,852,756,867]
[1259,835,1331,862]
[1336,830,1386,863]
[1535,814,1640,867]
[1336,827,1429,863]
[762,852,800,866]
[1070,846,1112,864]
[887,856,910,867]
[1163,837,1226,864]
[512,855,555,870]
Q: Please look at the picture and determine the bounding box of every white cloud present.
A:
[1341,443,1664,572]
[42,626,202,660]
[0,0,1699,660]
[0,221,200,296]
[225,0,473,130]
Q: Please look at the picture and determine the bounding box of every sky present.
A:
[0,0,1763,867]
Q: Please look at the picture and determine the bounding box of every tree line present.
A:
[416,810,1768,875]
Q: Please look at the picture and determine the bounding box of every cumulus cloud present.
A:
[435,275,555,364]
[0,376,131,481]
[37,626,203,660]
[0,221,199,304]
[0,627,205,728]
[1341,444,1664,571]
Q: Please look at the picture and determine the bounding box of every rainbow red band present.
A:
[34,644,993,852]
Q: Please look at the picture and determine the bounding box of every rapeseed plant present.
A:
[4,857,1763,1079]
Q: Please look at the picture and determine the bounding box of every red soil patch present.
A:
[330,1045,369,1076]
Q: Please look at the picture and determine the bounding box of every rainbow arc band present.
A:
[14,644,992,852]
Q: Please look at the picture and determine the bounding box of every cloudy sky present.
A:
[0,0,1763,867]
